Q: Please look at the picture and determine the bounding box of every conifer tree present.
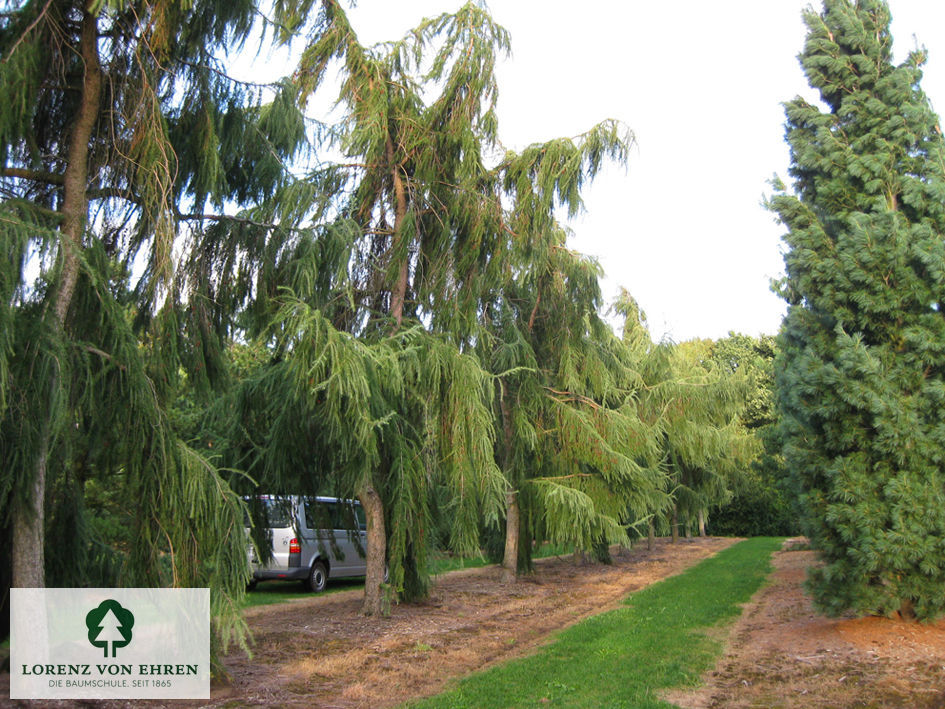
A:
[488,243,664,582]
[771,0,945,619]
[665,339,754,539]
[272,1,514,614]
[0,0,307,646]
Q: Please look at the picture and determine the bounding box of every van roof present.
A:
[251,494,359,505]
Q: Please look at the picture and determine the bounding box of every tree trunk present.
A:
[359,483,387,616]
[698,509,706,537]
[386,136,409,330]
[498,383,518,583]
[12,8,101,589]
[647,519,655,551]
[899,598,916,621]
[500,489,519,584]
[670,506,679,544]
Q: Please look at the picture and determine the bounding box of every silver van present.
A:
[247,495,367,592]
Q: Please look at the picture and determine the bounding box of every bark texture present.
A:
[12,8,101,589]
[360,483,387,616]
[500,490,519,584]
[387,136,409,329]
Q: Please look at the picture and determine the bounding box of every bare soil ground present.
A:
[667,542,945,709]
[209,537,736,708]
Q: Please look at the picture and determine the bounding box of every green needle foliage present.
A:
[667,339,756,537]
[770,0,945,619]
[0,0,312,651]
[615,292,755,543]
[488,240,664,578]
[205,1,640,610]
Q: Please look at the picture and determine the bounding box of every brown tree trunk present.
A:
[359,483,387,616]
[498,383,518,583]
[898,598,916,621]
[501,489,519,584]
[647,519,655,551]
[670,505,679,544]
[698,509,706,537]
[386,136,409,330]
[12,8,101,590]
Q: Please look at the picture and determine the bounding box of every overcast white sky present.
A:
[325,1,945,342]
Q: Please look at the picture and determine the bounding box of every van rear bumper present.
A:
[252,567,309,581]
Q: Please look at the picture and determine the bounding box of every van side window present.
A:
[354,504,366,531]
[303,499,338,530]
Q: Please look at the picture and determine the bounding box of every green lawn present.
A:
[406,537,783,709]
[241,576,366,607]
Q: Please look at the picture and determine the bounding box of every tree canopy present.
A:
[224,0,640,610]
[771,0,945,620]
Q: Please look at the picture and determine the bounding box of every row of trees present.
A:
[0,0,774,645]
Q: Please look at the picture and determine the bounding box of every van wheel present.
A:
[308,560,328,593]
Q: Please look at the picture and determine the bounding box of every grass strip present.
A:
[407,537,784,709]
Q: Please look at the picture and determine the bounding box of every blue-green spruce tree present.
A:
[770,0,945,620]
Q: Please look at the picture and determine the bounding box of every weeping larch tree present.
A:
[771,0,945,620]
[222,0,520,615]
[486,231,665,582]
[202,0,648,612]
[0,0,310,644]
[662,339,755,540]
[192,0,518,616]
[615,291,753,545]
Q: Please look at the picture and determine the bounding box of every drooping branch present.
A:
[386,134,409,330]
[176,211,307,235]
[1,0,54,63]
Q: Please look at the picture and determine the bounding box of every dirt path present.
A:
[667,544,945,708]
[210,536,736,708]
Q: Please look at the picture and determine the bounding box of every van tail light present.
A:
[288,538,302,568]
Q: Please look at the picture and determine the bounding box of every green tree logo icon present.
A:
[85,600,135,658]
